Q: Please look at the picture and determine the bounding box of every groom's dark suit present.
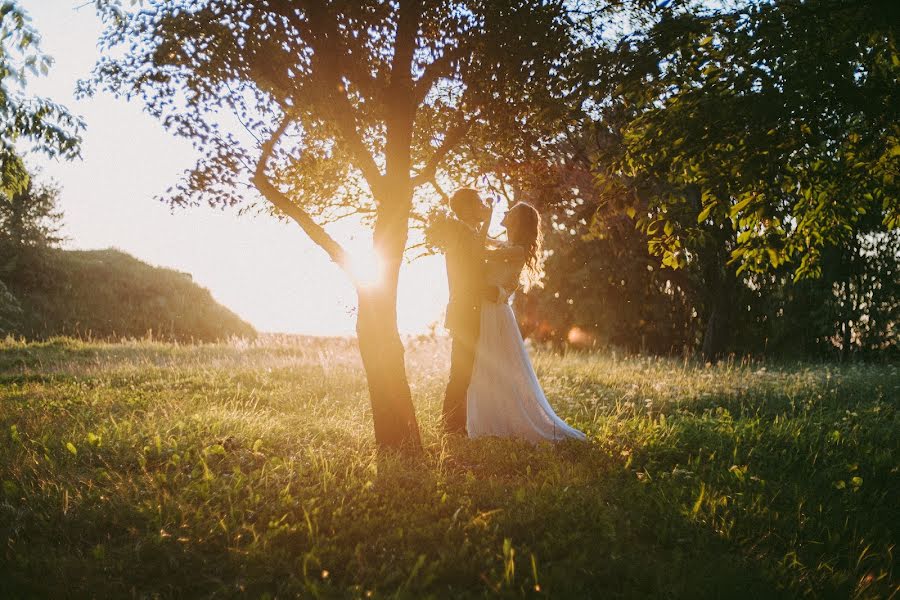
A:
[441,218,490,434]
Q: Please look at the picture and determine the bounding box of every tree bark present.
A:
[700,247,733,362]
[356,284,421,450]
[699,200,736,362]
[840,279,853,362]
[356,1,423,450]
[355,183,421,450]
[701,293,730,361]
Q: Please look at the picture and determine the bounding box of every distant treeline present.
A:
[519,225,898,361]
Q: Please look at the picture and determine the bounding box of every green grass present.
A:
[0,336,897,598]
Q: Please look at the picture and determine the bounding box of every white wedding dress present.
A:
[467,258,587,443]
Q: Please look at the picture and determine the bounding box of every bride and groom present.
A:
[430,188,586,444]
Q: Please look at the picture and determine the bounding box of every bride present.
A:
[467,202,587,443]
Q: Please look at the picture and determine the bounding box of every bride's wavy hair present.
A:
[507,202,545,292]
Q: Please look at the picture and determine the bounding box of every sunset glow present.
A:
[17,0,455,336]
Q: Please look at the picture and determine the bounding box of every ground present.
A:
[0,337,897,598]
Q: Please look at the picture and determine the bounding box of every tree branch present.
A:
[326,89,386,193]
[277,1,381,103]
[429,177,449,203]
[299,1,386,195]
[391,1,421,86]
[412,47,460,105]
[383,0,423,183]
[411,113,476,187]
[252,114,352,275]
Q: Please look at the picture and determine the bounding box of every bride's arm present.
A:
[484,245,525,263]
[484,237,505,250]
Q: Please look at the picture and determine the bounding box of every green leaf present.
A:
[204,444,226,456]
[730,196,753,217]
[692,483,705,515]
[625,206,636,219]
[699,35,713,46]
[697,203,714,223]
[66,442,77,455]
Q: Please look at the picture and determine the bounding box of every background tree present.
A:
[595,0,898,275]
[517,0,898,360]
[0,173,63,249]
[86,0,602,448]
[1,2,82,195]
[1,2,80,337]
[490,134,699,354]
[0,172,64,288]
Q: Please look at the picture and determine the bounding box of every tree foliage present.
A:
[0,2,82,196]
[0,174,63,251]
[591,0,899,279]
[84,0,593,245]
[519,0,899,359]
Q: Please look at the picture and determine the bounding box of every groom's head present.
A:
[450,188,490,227]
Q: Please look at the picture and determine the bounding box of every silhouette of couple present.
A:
[428,188,586,443]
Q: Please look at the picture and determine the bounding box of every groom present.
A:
[430,188,494,435]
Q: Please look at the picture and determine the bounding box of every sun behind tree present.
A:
[83,0,598,449]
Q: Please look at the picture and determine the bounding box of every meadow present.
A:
[0,336,896,599]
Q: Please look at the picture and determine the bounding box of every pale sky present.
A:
[18,0,450,336]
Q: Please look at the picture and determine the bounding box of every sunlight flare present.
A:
[348,250,384,290]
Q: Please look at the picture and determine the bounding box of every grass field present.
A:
[0,336,897,599]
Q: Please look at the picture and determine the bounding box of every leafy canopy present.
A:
[84,0,600,274]
[0,2,82,196]
[591,0,899,278]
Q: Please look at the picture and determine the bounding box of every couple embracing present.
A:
[429,188,586,444]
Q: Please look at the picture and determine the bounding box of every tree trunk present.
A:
[699,200,736,362]
[357,44,420,449]
[700,256,734,362]
[701,294,729,361]
[840,280,853,362]
[355,183,421,450]
[356,285,421,450]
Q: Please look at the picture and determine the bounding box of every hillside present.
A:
[0,248,255,342]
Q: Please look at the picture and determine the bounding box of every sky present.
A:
[17,0,450,336]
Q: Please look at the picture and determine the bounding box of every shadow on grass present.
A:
[1,433,785,599]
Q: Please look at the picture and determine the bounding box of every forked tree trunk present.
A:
[355,196,421,450]
[355,49,421,449]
